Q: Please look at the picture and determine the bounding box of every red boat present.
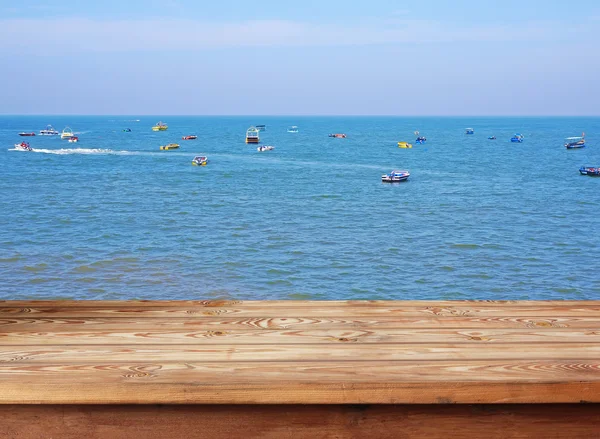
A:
[19,132,36,137]
[182,135,197,140]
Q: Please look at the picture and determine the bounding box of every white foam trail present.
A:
[29,148,139,155]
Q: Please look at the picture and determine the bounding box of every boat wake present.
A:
[9,147,138,155]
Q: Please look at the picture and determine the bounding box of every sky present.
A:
[1,0,599,115]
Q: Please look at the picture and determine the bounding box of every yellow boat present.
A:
[160,143,179,150]
[192,156,208,166]
[397,141,413,149]
[152,121,168,131]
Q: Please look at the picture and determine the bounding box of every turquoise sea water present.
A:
[1,116,599,300]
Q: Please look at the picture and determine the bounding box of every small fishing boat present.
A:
[328,133,347,138]
[287,126,299,133]
[152,121,168,131]
[465,128,474,135]
[397,141,413,149]
[18,132,36,137]
[565,134,585,149]
[61,127,74,139]
[511,134,524,143]
[68,136,79,143]
[39,125,59,136]
[415,136,426,144]
[182,135,197,140]
[257,145,274,152]
[579,166,600,176]
[414,130,420,135]
[123,128,132,132]
[160,143,180,150]
[14,141,32,151]
[192,156,208,166]
[256,125,266,131]
[246,126,260,144]
[488,136,496,140]
[382,170,410,182]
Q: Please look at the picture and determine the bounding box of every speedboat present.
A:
[61,127,74,139]
[511,134,524,143]
[256,125,266,131]
[14,141,32,151]
[579,166,600,176]
[382,170,410,182]
[488,136,496,140]
[287,126,299,133]
[328,133,347,138]
[397,141,413,148]
[465,128,474,134]
[39,125,59,135]
[152,121,168,131]
[565,134,585,149]
[257,145,274,152]
[68,136,79,143]
[246,126,260,144]
[160,143,179,150]
[415,136,426,144]
[182,135,197,140]
[192,156,208,166]
[19,132,35,137]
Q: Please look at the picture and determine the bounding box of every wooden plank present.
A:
[2,404,600,439]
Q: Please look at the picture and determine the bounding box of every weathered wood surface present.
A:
[1,300,600,404]
[2,404,600,439]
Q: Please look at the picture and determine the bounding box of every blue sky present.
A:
[1,0,599,115]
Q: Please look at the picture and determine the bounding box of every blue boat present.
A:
[579,166,600,176]
[488,136,496,140]
[565,134,585,149]
[415,136,426,144]
[511,134,524,143]
[465,128,474,135]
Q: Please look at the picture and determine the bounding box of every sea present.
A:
[1,116,599,300]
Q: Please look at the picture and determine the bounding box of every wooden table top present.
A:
[1,300,600,404]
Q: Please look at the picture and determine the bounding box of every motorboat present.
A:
[160,143,180,150]
[465,128,474,134]
[382,170,410,182]
[39,125,59,136]
[488,136,496,140]
[192,156,208,166]
[152,121,168,131]
[415,136,426,144]
[397,141,413,148]
[19,132,36,137]
[182,135,197,140]
[257,145,274,152]
[256,125,266,131]
[565,134,585,149]
[61,127,74,139]
[68,136,79,143]
[579,166,600,176]
[328,133,347,138]
[14,141,32,151]
[246,126,260,144]
[287,126,299,133]
[123,128,132,132]
[511,134,524,143]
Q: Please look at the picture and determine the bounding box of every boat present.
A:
[152,121,168,131]
[14,141,32,151]
[287,126,299,133]
[18,132,36,137]
[257,145,274,152]
[382,170,410,182]
[414,130,420,135]
[246,126,260,144]
[61,127,74,139]
[123,128,132,132]
[465,128,474,134]
[256,125,266,131]
[328,133,347,138]
[192,156,208,166]
[159,143,180,150]
[579,166,600,176]
[488,136,496,140]
[565,134,585,149]
[39,125,59,136]
[511,134,524,143]
[415,136,426,144]
[68,136,79,143]
[397,141,413,148]
[182,135,197,140]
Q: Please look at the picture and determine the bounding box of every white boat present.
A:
[14,141,32,151]
[465,128,474,135]
[287,126,299,133]
[257,145,274,152]
[382,170,410,182]
[192,156,208,166]
[68,136,79,143]
[61,127,74,139]
[565,133,585,149]
[39,125,59,136]
[246,126,260,144]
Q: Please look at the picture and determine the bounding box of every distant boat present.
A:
[159,143,179,150]
[152,121,168,131]
[465,128,474,135]
[192,156,208,166]
[256,125,266,131]
[511,134,524,143]
[287,126,299,133]
[565,133,585,149]
[579,166,600,176]
[14,141,32,151]
[39,125,59,136]
[328,133,347,138]
[246,126,260,144]
[257,145,274,152]
[19,132,36,137]
[397,141,413,148]
[182,135,197,140]
[68,136,79,143]
[123,128,132,132]
[61,127,74,139]
[415,136,426,144]
[382,170,410,182]
[488,136,496,140]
